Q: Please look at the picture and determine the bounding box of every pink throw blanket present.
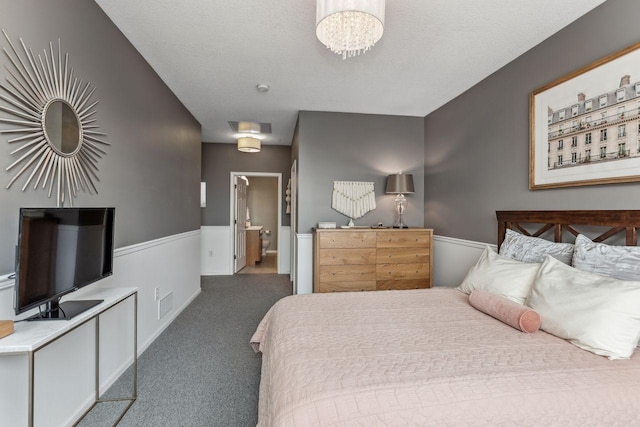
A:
[251,289,640,426]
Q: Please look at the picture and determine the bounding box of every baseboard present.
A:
[138,287,201,356]
[201,270,232,276]
[65,394,97,427]
[99,356,135,396]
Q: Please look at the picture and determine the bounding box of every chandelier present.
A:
[316,0,385,59]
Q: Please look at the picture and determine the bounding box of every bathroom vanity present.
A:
[246,226,263,265]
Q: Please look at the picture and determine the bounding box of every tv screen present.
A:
[14,207,115,318]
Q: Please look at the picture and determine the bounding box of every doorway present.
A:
[229,172,282,274]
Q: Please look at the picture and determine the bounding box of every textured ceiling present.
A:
[95,0,606,145]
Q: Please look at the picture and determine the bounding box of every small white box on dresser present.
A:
[317,222,337,229]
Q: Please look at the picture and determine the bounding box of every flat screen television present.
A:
[14,207,115,320]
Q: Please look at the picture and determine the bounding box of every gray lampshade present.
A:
[385,173,415,194]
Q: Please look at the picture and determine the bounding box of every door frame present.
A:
[290,160,297,293]
[233,175,248,273]
[229,171,282,274]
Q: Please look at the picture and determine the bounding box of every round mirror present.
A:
[43,100,81,155]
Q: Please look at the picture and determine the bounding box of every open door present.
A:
[234,176,247,272]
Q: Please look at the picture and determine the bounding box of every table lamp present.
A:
[385,173,414,228]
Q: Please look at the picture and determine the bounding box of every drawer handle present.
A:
[360,289,364,291]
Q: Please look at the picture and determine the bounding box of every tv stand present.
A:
[26,299,104,321]
[0,287,137,426]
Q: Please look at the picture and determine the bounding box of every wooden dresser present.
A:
[313,228,433,293]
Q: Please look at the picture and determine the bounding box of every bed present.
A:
[251,211,640,426]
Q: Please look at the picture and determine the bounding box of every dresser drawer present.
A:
[318,281,377,292]
[319,264,376,282]
[376,263,429,280]
[319,248,376,265]
[376,231,431,248]
[318,231,376,249]
[376,247,430,264]
[376,279,430,290]
[319,231,376,249]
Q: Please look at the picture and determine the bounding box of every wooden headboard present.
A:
[496,210,640,249]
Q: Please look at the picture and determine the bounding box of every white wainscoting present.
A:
[432,235,495,287]
[295,233,313,295]
[0,230,201,426]
[201,225,291,276]
[278,226,291,275]
[201,226,233,275]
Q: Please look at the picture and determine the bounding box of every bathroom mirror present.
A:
[0,32,108,207]
[43,100,81,155]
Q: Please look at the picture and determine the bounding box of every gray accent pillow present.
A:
[499,229,574,264]
[572,234,640,281]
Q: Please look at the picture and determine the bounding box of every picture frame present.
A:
[530,41,640,189]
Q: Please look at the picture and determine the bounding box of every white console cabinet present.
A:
[0,287,137,427]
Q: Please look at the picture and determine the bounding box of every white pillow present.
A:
[526,256,640,359]
[572,234,640,281]
[500,228,574,264]
[457,246,540,305]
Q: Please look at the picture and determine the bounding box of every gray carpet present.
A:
[78,274,292,427]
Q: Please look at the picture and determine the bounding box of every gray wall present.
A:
[297,111,424,233]
[0,0,201,274]
[424,0,640,244]
[247,177,279,249]
[201,143,291,226]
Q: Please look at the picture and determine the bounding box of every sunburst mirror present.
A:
[0,30,108,207]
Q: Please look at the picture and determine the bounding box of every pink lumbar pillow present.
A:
[469,289,540,333]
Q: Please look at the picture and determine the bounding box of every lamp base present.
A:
[392,225,409,229]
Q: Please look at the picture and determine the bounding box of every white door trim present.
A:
[229,171,283,274]
[290,160,297,292]
[234,175,248,272]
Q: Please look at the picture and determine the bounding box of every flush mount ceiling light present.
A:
[233,121,269,152]
[316,0,385,60]
[237,121,261,134]
[237,137,261,153]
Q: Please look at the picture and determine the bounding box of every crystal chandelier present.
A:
[316,0,385,59]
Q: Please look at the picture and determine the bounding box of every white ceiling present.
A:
[95,0,606,146]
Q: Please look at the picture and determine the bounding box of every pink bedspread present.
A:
[251,288,640,426]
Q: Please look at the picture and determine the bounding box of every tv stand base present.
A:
[26,299,104,321]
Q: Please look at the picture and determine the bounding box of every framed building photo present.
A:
[530,42,640,189]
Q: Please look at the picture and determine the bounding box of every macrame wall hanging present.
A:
[331,181,376,226]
